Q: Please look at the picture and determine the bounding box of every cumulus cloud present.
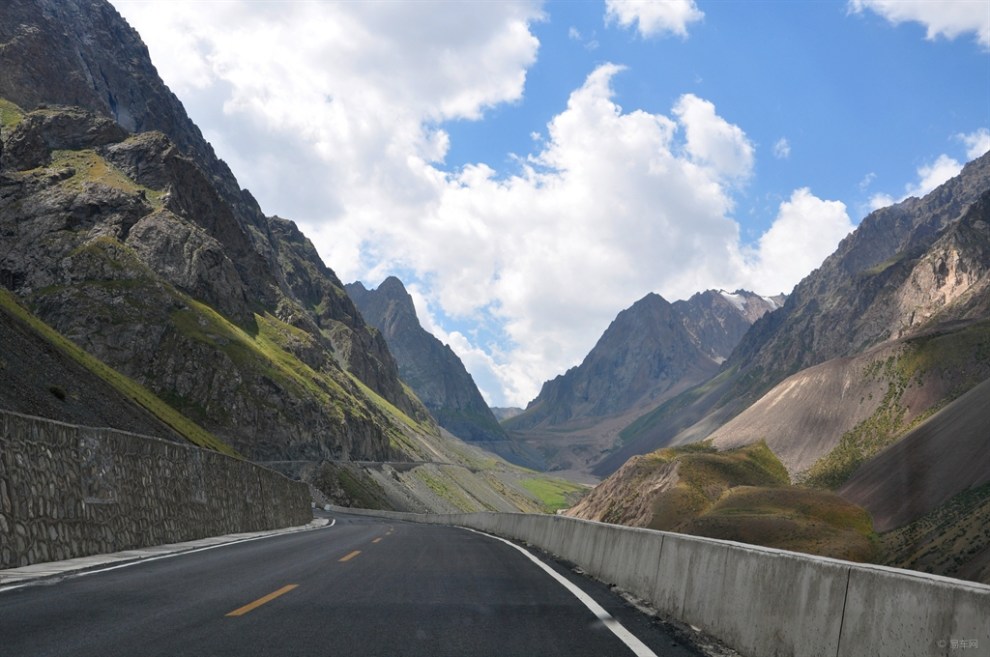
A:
[110,1,852,407]
[741,189,854,294]
[959,128,990,159]
[849,0,990,48]
[868,192,896,212]
[868,143,982,212]
[905,154,963,198]
[672,94,755,181]
[605,0,704,38]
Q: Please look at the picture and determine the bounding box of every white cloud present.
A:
[868,192,896,211]
[849,0,990,48]
[109,2,852,408]
[906,154,963,198]
[741,189,855,295]
[867,148,971,213]
[858,172,877,191]
[605,0,704,38]
[958,128,990,159]
[773,137,791,160]
[672,94,755,181]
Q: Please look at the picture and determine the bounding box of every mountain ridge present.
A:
[502,288,780,474]
[345,276,509,447]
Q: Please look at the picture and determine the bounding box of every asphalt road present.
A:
[0,512,702,657]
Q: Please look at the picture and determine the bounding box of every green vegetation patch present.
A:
[347,373,435,438]
[684,485,878,562]
[677,440,790,492]
[0,288,237,456]
[644,441,791,530]
[881,481,990,582]
[518,476,588,513]
[172,302,354,423]
[415,468,477,510]
[45,149,164,207]
[0,97,24,129]
[312,461,393,511]
[806,322,990,489]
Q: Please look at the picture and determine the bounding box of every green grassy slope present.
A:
[0,288,237,456]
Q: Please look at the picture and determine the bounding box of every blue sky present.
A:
[112,0,989,407]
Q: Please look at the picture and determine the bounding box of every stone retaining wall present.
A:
[0,410,312,568]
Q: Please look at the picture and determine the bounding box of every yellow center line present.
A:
[226,584,298,617]
[372,537,382,544]
[339,550,362,562]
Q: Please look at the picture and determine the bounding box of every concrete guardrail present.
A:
[327,506,990,657]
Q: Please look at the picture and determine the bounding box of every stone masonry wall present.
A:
[0,410,312,569]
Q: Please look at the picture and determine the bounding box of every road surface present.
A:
[0,511,702,656]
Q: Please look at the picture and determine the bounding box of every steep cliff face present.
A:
[0,104,413,461]
[269,223,430,425]
[346,277,507,445]
[0,288,194,445]
[0,0,432,462]
[728,153,990,394]
[0,0,422,421]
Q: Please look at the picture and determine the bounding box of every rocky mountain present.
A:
[566,152,990,583]
[728,153,990,397]
[503,289,780,474]
[675,289,784,363]
[509,293,720,431]
[610,154,990,471]
[491,407,524,422]
[0,0,430,463]
[0,0,590,517]
[345,277,508,447]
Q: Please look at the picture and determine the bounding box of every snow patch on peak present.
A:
[718,289,747,313]
[762,295,782,311]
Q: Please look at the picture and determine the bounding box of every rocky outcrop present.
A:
[271,226,429,425]
[673,290,783,362]
[346,277,506,444]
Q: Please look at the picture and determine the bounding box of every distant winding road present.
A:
[0,511,701,656]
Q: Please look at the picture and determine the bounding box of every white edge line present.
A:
[0,517,338,593]
[462,527,658,657]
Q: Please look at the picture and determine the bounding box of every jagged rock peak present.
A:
[346,277,508,445]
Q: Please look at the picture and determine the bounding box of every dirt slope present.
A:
[839,376,990,531]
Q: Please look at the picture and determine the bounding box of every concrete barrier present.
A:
[327,505,990,657]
